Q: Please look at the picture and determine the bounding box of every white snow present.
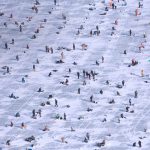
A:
[0,0,150,149]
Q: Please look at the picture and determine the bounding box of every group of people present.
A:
[0,0,149,149]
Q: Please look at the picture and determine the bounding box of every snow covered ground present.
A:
[0,0,150,149]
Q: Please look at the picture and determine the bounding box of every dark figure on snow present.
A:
[129,29,132,36]
[38,109,41,117]
[96,25,99,31]
[138,2,143,8]
[83,70,86,78]
[10,13,13,18]
[120,113,124,118]
[54,0,57,5]
[35,7,38,13]
[10,121,13,127]
[105,7,108,11]
[117,91,120,96]
[133,142,136,147]
[84,137,88,143]
[78,88,80,94]
[35,0,40,5]
[100,89,103,94]
[5,42,8,49]
[6,140,11,145]
[83,80,86,85]
[48,95,53,99]
[77,72,80,79]
[11,38,14,44]
[138,141,142,147]
[4,22,7,27]
[96,60,99,65]
[97,30,100,36]
[134,90,138,98]
[65,79,69,85]
[71,127,75,132]
[9,93,14,98]
[15,112,20,117]
[90,95,93,102]
[27,44,29,49]
[19,25,22,32]
[33,65,35,71]
[36,59,39,64]
[48,72,52,77]
[109,99,115,104]
[73,43,75,50]
[9,93,18,99]
[122,80,125,86]
[21,122,25,128]
[90,30,92,36]
[45,45,49,53]
[106,80,109,85]
[112,3,115,9]
[102,118,107,122]
[16,55,19,61]
[50,47,53,54]
[99,140,105,147]
[7,67,10,73]
[64,113,66,120]
[129,99,132,106]
[32,109,36,117]
[32,34,36,39]
[123,50,127,54]
[69,68,71,73]
[22,77,25,83]
[55,99,58,107]
[37,87,44,92]
[112,26,115,30]
[126,106,129,112]
[102,56,104,63]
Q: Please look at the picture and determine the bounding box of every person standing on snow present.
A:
[129,29,132,36]
[90,95,93,102]
[33,65,35,71]
[19,25,22,32]
[134,90,138,98]
[77,72,80,79]
[38,109,42,117]
[138,140,142,147]
[7,66,10,73]
[16,55,19,61]
[102,56,104,63]
[11,38,14,44]
[73,43,75,50]
[54,0,57,5]
[22,77,25,83]
[141,69,144,77]
[55,99,58,107]
[61,52,64,60]
[32,109,36,118]
[5,42,8,49]
[64,113,66,120]
[78,88,80,94]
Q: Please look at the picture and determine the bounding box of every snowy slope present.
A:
[0,0,150,149]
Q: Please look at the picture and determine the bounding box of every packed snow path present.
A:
[0,0,150,149]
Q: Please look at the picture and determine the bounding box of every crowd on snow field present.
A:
[0,0,149,149]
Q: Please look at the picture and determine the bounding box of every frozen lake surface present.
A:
[0,0,150,149]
